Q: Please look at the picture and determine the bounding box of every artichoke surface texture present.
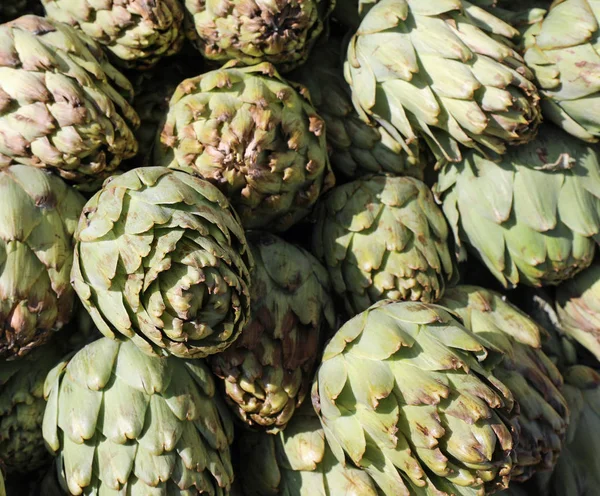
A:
[435,124,600,288]
[313,175,455,316]
[0,16,140,186]
[71,167,253,359]
[43,337,235,495]
[156,62,334,232]
[210,232,335,433]
[0,165,85,359]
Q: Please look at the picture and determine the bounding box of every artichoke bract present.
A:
[238,403,380,495]
[312,300,519,495]
[0,16,140,187]
[524,0,600,142]
[183,0,332,72]
[210,232,335,433]
[155,62,334,232]
[345,0,542,164]
[440,286,569,482]
[71,167,253,359]
[42,337,235,495]
[313,175,455,317]
[289,36,425,180]
[0,165,85,359]
[42,0,185,70]
[435,124,600,288]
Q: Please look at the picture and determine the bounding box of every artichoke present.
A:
[435,124,600,288]
[0,1,42,21]
[43,337,235,495]
[345,0,542,164]
[313,175,455,317]
[289,36,425,180]
[42,0,185,69]
[71,167,253,359]
[183,0,332,72]
[210,232,335,433]
[524,0,600,142]
[0,16,140,187]
[238,403,381,495]
[440,286,569,482]
[155,62,334,232]
[312,300,519,495]
[0,165,85,359]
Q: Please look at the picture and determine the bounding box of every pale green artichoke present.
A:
[313,175,455,317]
[435,124,600,288]
[155,62,334,232]
[71,167,253,359]
[210,232,335,433]
[312,300,519,495]
[0,0,42,21]
[183,0,333,72]
[42,0,185,69]
[345,0,542,165]
[0,165,85,359]
[43,337,235,495]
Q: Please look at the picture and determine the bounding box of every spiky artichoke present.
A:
[312,300,519,495]
[440,286,569,481]
[238,403,381,495]
[289,37,425,180]
[43,337,235,495]
[345,0,542,164]
[210,232,335,433]
[183,0,332,72]
[0,1,43,21]
[71,167,252,359]
[0,165,85,359]
[313,175,455,317]
[155,62,334,232]
[435,124,600,288]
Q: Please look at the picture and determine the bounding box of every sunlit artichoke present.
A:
[313,175,455,317]
[71,167,253,359]
[210,232,335,433]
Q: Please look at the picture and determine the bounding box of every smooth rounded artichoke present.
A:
[289,36,425,180]
[312,300,519,495]
[0,341,63,474]
[435,124,600,288]
[210,232,335,433]
[238,403,381,495]
[183,0,333,72]
[42,0,185,69]
[313,175,455,317]
[0,165,85,359]
[155,62,334,232]
[345,0,542,165]
[440,286,569,482]
[43,337,235,495]
[71,167,253,359]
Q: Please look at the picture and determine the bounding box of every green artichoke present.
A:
[210,232,335,433]
[289,37,425,180]
[313,175,455,317]
[0,16,140,186]
[183,0,332,72]
[524,0,600,142]
[43,337,235,495]
[312,300,519,495]
[345,0,542,164]
[0,341,62,474]
[238,403,381,495]
[42,0,185,69]
[0,165,85,359]
[435,124,600,288]
[71,167,253,359]
[440,286,569,482]
[155,62,334,232]
[0,1,43,21]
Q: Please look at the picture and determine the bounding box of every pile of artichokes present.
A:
[2,1,600,495]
